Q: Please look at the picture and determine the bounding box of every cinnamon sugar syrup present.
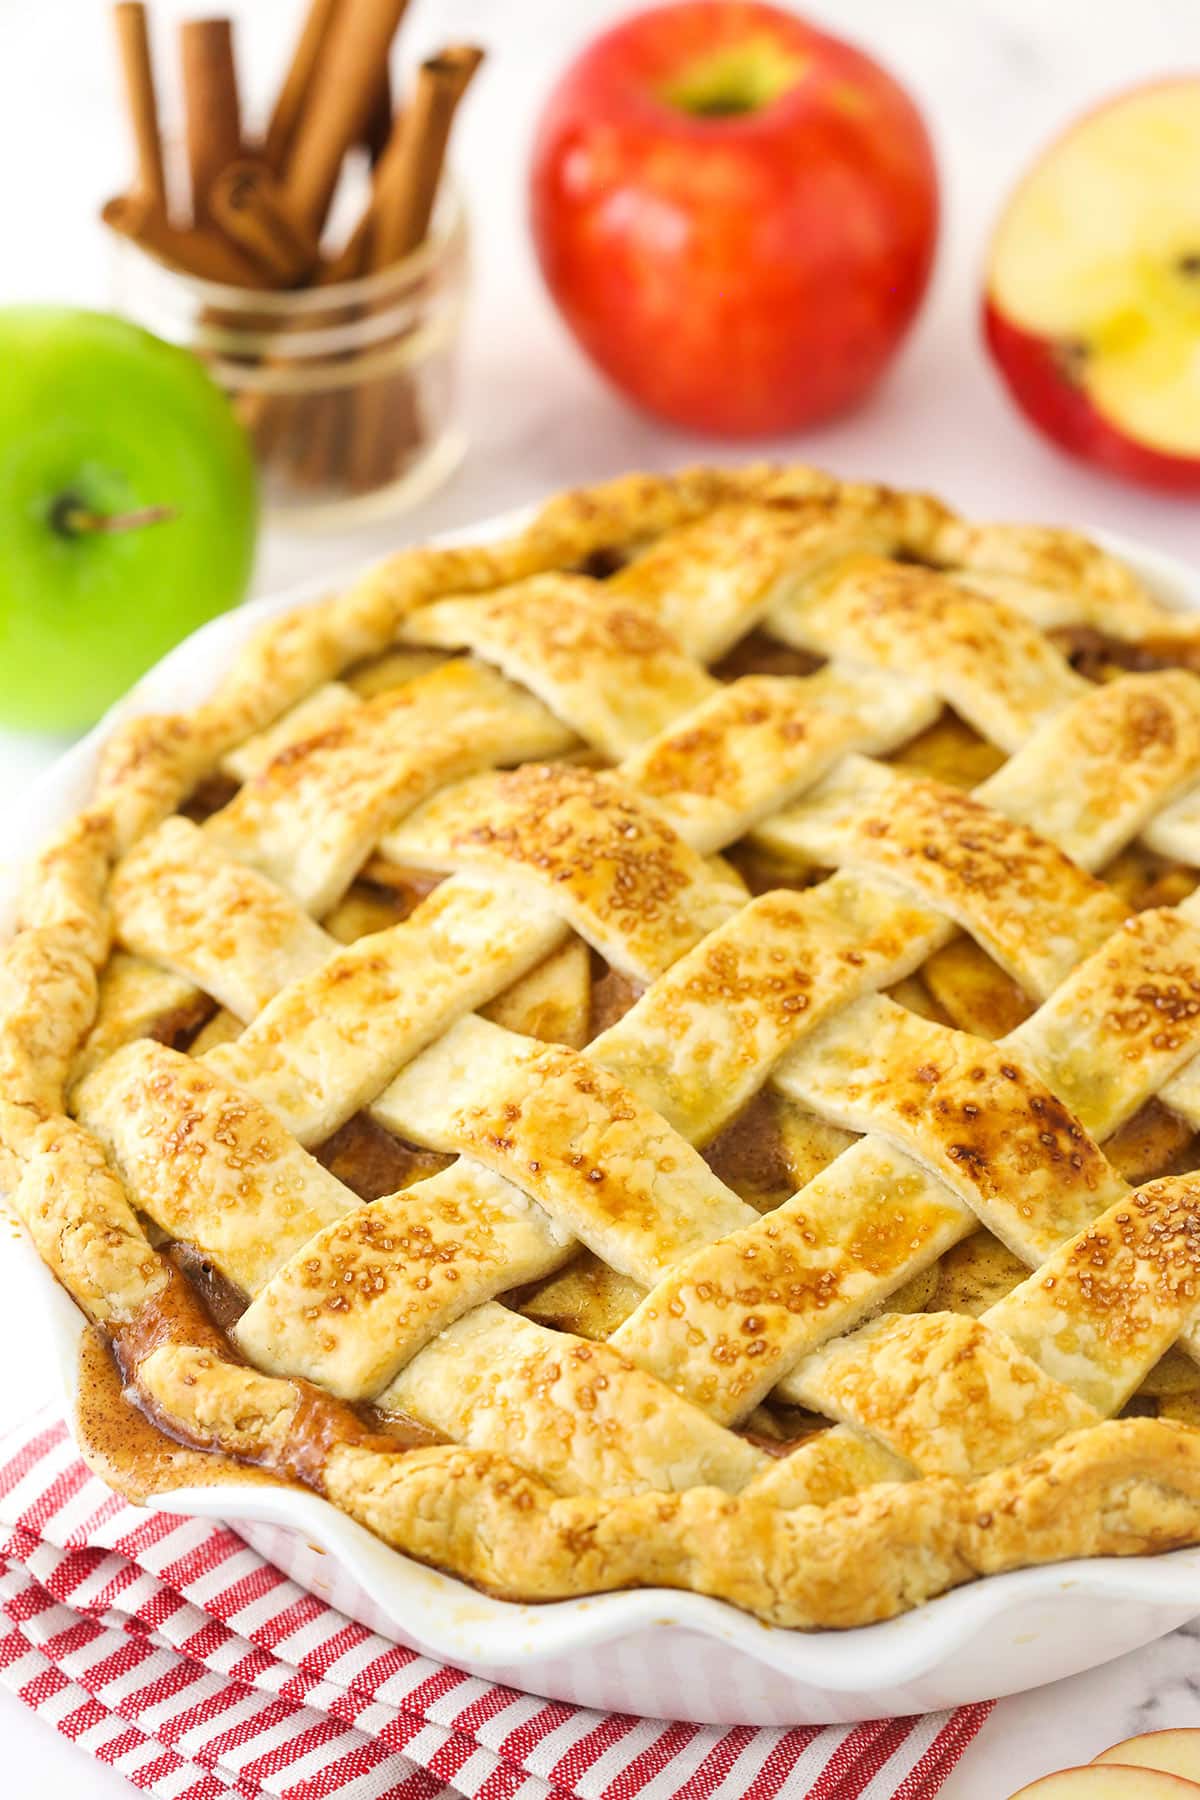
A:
[74,1324,283,1503]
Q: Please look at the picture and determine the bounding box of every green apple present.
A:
[0,306,257,732]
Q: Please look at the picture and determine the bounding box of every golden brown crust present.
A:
[8,462,1200,1631]
[124,1339,1200,1628]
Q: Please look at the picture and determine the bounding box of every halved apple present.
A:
[1095,1732,1200,1782]
[1009,1766,1200,1797]
[984,80,1200,493]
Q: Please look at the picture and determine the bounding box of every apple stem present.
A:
[52,499,177,537]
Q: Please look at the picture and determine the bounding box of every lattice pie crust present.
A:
[10,464,1200,1629]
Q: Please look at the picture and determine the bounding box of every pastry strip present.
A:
[75,1041,353,1292]
[373,1015,753,1286]
[206,658,573,913]
[755,755,1127,998]
[380,1302,769,1497]
[773,993,1127,1265]
[767,555,1087,751]
[110,817,332,1021]
[400,574,717,758]
[236,1161,571,1397]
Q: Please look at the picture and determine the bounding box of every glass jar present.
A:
[110,190,469,530]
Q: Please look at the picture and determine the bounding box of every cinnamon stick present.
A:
[348,45,483,490]
[262,0,340,172]
[180,18,242,225]
[209,161,320,285]
[291,389,352,487]
[224,14,445,488]
[320,221,373,285]
[112,3,167,218]
[232,204,374,450]
[283,0,412,234]
[369,46,482,270]
[264,0,395,176]
[362,62,394,165]
[102,193,267,287]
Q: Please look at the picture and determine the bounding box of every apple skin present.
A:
[530,0,938,438]
[0,307,257,733]
[984,299,1200,497]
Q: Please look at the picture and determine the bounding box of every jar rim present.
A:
[109,180,466,314]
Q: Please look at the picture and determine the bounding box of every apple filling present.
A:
[1051,625,1200,681]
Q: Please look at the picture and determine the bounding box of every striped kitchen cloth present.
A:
[0,1409,991,1799]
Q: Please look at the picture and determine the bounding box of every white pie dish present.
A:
[4,509,1200,1727]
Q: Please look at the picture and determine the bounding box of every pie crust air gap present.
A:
[10,463,1200,1632]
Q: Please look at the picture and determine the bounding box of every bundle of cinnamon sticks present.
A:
[103,0,484,498]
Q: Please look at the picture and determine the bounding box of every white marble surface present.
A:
[1,0,1200,1791]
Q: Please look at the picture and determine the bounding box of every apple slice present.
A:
[1095,1732,1200,1782]
[984,80,1200,493]
[1009,1768,1200,1797]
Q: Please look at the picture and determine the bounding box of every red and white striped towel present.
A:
[0,1409,991,1800]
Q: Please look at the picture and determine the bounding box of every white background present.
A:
[1,0,1199,1790]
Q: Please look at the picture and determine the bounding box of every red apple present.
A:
[529,0,938,438]
[984,79,1200,494]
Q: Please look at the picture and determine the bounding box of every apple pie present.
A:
[9,463,1200,1629]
